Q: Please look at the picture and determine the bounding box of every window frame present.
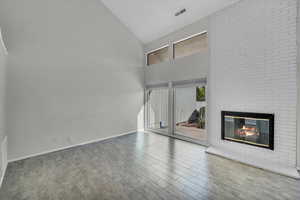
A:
[146,44,169,66]
[145,78,208,146]
[145,30,208,66]
[172,31,208,59]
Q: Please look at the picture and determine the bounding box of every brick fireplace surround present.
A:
[206,0,300,178]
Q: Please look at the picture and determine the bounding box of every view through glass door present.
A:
[174,85,207,144]
[146,87,169,134]
[145,81,207,145]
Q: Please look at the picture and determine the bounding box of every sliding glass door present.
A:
[146,87,169,134]
[174,85,207,144]
[145,80,207,145]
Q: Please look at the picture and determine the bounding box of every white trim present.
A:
[145,80,208,145]
[145,45,169,66]
[145,44,169,56]
[296,0,300,172]
[145,44,170,66]
[206,146,300,179]
[173,30,207,45]
[0,136,8,188]
[8,130,139,163]
[172,78,207,88]
[168,82,174,135]
[145,78,207,90]
[145,30,208,66]
[145,82,169,90]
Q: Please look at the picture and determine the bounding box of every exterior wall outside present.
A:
[174,86,206,124]
[208,0,298,169]
[175,87,196,124]
[0,0,144,161]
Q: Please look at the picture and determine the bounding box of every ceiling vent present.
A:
[175,8,186,17]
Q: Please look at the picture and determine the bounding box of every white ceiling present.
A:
[101,0,240,44]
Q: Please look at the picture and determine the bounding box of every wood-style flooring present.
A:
[0,132,299,200]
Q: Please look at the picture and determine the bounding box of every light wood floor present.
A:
[175,126,207,141]
[0,132,299,200]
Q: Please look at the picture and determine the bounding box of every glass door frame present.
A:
[145,83,171,135]
[145,78,208,146]
[172,82,208,146]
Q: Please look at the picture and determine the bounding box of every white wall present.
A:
[0,0,144,161]
[144,18,209,85]
[208,0,298,172]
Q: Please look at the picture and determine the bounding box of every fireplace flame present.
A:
[237,126,259,137]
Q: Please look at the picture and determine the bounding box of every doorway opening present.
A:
[145,79,207,146]
[146,87,169,134]
[174,85,207,143]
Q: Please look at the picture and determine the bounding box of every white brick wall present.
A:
[208,0,298,168]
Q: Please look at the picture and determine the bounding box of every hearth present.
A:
[221,111,274,150]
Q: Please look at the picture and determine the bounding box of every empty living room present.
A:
[0,0,300,199]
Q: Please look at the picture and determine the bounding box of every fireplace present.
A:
[221,111,274,150]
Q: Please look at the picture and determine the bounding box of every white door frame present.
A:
[145,79,208,146]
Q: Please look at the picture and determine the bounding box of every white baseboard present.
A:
[0,136,8,188]
[9,130,140,163]
[206,146,300,179]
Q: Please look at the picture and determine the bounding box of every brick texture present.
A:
[208,0,298,167]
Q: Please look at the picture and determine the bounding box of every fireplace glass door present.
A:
[222,111,274,150]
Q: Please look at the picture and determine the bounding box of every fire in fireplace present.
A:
[221,111,274,150]
[237,125,259,137]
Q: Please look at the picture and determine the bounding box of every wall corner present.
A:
[0,136,8,188]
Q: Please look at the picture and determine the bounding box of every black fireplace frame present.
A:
[221,111,274,150]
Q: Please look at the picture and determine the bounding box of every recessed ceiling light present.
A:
[175,8,186,17]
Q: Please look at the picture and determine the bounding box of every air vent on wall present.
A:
[175,8,186,17]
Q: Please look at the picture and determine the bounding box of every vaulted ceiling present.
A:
[101,0,240,44]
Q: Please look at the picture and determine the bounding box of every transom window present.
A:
[146,31,208,66]
[147,46,169,66]
[173,32,208,59]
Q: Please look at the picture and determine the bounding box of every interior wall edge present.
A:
[0,28,7,55]
[8,130,139,163]
[0,136,8,189]
[297,0,300,169]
